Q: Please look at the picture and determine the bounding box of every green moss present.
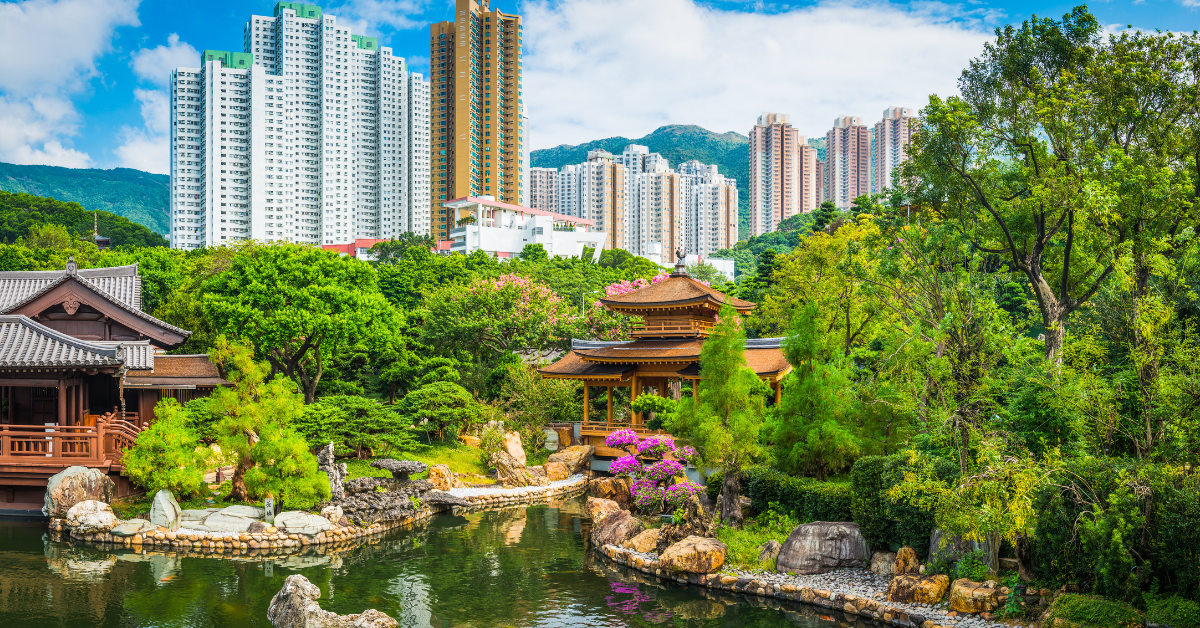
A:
[1046,594,1143,628]
[1146,595,1200,628]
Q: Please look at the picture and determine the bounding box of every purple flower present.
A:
[630,478,665,510]
[636,435,676,457]
[644,459,685,484]
[676,446,698,464]
[609,455,642,478]
[663,481,703,509]
[605,429,639,449]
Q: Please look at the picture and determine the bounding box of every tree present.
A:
[295,395,416,458]
[495,362,580,448]
[201,243,395,403]
[206,338,330,506]
[519,243,548,262]
[812,201,837,232]
[739,248,780,303]
[398,380,479,441]
[122,399,208,499]
[368,232,435,265]
[665,304,767,528]
[421,274,583,362]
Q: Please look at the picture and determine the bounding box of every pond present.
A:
[0,496,882,628]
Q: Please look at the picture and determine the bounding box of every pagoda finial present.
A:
[65,256,77,275]
[671,248,689,278]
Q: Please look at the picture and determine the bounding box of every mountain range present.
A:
[0,163,169,235]
[531,124,750,235]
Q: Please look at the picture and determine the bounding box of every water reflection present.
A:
[0,500,883,628]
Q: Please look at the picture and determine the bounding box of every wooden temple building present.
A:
[539,261,792,457]
[0,259,225,513]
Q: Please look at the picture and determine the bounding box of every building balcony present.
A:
[630,317,715,338]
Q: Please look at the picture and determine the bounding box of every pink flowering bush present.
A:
[644,459,685,484]
[630,479,665,510]
[663,482,704,510]
[636,435,676,457]
[608,455,642,478]
[676,446,698,464]
[605,429,639,450]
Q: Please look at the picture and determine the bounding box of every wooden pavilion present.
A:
[0,259,226,512]
[539,260,792,457]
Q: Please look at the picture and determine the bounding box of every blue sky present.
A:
[0,0,1197,174]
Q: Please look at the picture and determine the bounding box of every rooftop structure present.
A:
[443,196,605,260]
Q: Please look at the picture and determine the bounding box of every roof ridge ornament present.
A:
[671,248,689,278]
[65,256,77,275]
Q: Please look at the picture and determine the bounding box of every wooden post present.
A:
[57,382,66,426]
[583,383,590,424]
[631,374,639,427]
[607,385,613,427]
[774,380,782,405]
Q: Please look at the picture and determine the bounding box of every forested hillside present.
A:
[0,190,168,248]
[0,163,169,235]
[532,125,750,236]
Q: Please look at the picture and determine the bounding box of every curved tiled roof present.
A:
[599,276,754,311]
[538,352,635,379]
[0,315,123,368]
[0,264,141,311]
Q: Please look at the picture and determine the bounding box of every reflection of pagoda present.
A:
[539,257,792,456]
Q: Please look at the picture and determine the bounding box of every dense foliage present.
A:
[0,190,166,247]
[0,163,169,235]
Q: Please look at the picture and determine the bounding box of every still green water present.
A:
[0,497,879,628]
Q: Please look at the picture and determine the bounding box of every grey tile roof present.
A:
[0,316,123,368]
[92,341,155,370]
[0,264,141,311]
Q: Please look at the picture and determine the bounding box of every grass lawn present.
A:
[715,522,789,572]
[110,480,257,520]
[345,441,490,480]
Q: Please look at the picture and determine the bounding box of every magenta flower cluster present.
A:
[664,482,704,509]
[676,446,698,464]
[605,429,639,449]
[636,435,676,457]
[608,455,642,478]
[630,479,664,509]
[644,459,685,484]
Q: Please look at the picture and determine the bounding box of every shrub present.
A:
[664,482,704,510]
[631,478,664,511]
[1145,595,1200,628]
[955,549,989,581]
[637,434,676,457]
[742,466,853,523]
[1044,594,1142,628]
[644,459,685,484]
[123,399,207,499]
[294,395,415,458]
[851,453,958,555]
[605,428,638,450]
[398,381,479,441]
[609,455,642,477]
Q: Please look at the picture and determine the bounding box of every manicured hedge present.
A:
[742,466,853,523]
[851,453,958,555]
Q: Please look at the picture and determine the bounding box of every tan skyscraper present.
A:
[872,106,916,193]
[826,115,870,209]
[748,112,799,237]
[430,0,524,240]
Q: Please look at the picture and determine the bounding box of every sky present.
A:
[0,0,1197,175]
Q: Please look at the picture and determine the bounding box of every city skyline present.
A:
[5,0,1196,176]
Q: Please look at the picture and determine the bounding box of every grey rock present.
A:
[871,550,898,576]
[267,574,398,628]
[775,521,870,575]
[318,442,348,501]
[149,489,182,530]
[219,504,266,518]
[275,511,332,535]
[43,466,116,518]
[542,428,559,451]
[201,512,257,533]
[247,521,271,534]
[422,490,470,508]
[111,519,156,537]
[181,508,219,520]
[370,459,426,481]
[66,500,118,534]
[591,509,645,547]
[757,540,782,564]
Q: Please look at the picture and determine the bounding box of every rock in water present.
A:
[317,442,348,502]
[547,445,594,476]
[775,521,870,575]
[758,540,783,564]
[656,496,715,553]
[585,497,620,522]
[659,536,727,574]
[622,528,660,553]
[588,476,633,511]
[489,451,530,488]
[66,500,118,534]
[590,510,644,547]
[894,546,920,575]
[274,511,332,535]
[544,461,570,482]
[267,574,398,628]
[149,489,182,530]
[886,574,950,605]
[43,466,116,518]
[110,519,156,537]
[948,578,1000,613]
[503,432,526,466]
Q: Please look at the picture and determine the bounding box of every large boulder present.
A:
[554,427,573,449]
[149,489,182,530]
[659,536,727,574]
[267,574,398,628]
[759,540,783,564]
[895,546,920,575]
[928,528,999,572]
[585,497,620,522]
[541,429,559,452]
[43,466,115,518]
[427,464,462,491]
[775,521,870,575]
[590,510,644,547]
[656,495,716,553]
[887,574,950,605]
[948,578,1000,614]
[547,445,594,476]
[503,432,526,467]
[871,551,897,576]
[317,442,348,502]
[489,451,530,488]
[588,476,633,511]
[275,511,332,536]
[622,528,660,553]
[66,500,118,534]
[111,518,156,537]
[544,461,570,482]
[202,512,258,533]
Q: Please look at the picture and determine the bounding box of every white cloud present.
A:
[329,0,432,33]
[522,0,994,149]
[0,0,140,166]
[114,88,169,173]
[131,33,199,86]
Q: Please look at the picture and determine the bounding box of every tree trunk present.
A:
[1027,273,1068,366]
[718,468,743,529]
[1015,533,1034,583]
[227,428,259,502]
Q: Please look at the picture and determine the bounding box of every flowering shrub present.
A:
[676,446,698,465]
[664,482,704,510]
[605,429,639,450]
[609,455,643,478]
[637,435,676,457]
[630,478,665,510]
[644,459,685,484]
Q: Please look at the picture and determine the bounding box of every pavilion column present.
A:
[582,384,590,423]
[631,375,640,427]
[774,380,782,405]
[607,386,613,427]
[57,382,66,426]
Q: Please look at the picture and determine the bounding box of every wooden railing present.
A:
[0,414,144,466]
[631,317,714,337]
[99,418,141,463]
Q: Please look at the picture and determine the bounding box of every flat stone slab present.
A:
[111,519,156,537]
[201,512,256,533]
[274,511,331,535]
[181,508,219,520]
[218,505,266,518]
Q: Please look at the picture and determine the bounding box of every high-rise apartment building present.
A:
[170,2,431,249]
[430,0,524,241]
[825,115,870,209]
[528,166,558,214]
[872,106,916,193]
[795,136,822,214]
[679,160,739,257]
[748,113,800,237]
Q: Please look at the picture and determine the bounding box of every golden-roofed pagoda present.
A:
[539,257,792,456]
